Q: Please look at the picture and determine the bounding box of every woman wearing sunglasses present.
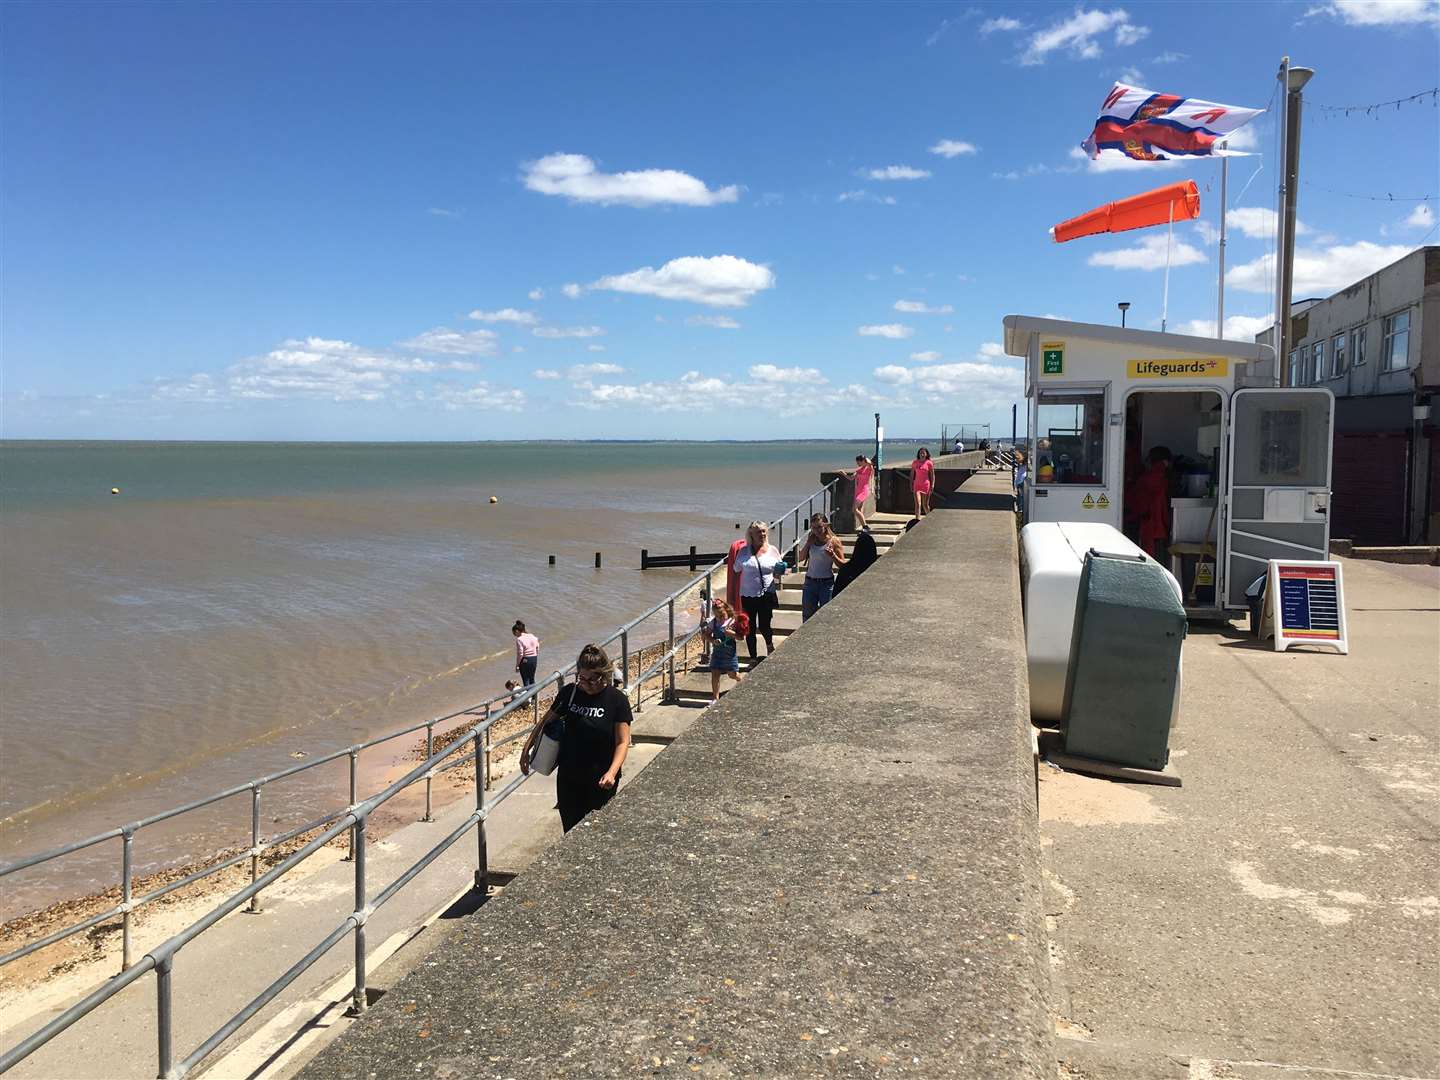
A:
[520,643,632,832]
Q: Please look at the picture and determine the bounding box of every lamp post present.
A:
[1118,302,1131,328]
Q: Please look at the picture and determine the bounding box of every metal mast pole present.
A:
[1276,57,1314,384]
[1217,156,1228,338]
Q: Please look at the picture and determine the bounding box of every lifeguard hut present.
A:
[1005,315,1335,616]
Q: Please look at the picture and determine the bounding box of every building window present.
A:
[1331,331,1347,378]
[1287,348,1302,385]
[1310,340,1325,384]
[1035,388,1105,485]
[1352,325,1367,367]
[1383,310,1410,372]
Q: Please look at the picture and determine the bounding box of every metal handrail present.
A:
[0,477,836,1078]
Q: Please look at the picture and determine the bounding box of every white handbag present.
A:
[528,724,562,775]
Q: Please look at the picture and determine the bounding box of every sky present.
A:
[2,0,1437,441]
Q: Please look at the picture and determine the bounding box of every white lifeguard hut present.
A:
[1005,315,1335,616]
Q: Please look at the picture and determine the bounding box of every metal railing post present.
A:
[483,704,493,791]
[667,598,676,702]
[247,786,262,913]
[423,721,435,821]
[793,507,800,554]
[350,817,367,1016]
[120,830,133,971]
[473,732,488,895]
[621,629,629,693]
[156,955,174,1079]
[346,751,358,862]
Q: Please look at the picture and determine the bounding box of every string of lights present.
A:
[1303,87,1438,117]
[1301,182,1435,202]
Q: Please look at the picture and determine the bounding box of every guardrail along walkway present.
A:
[303,472,1053,1079]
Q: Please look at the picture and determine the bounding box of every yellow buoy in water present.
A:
[111,487,121,495]
[489,496,499,504]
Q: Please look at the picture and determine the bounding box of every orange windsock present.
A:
[1052,180,1200,243]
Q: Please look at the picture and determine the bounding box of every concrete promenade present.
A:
[304,473,1055,1078]
[1045,556,1440,1079]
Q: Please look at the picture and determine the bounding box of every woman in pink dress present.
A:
[846,454,874,530]
[910,447,935,518]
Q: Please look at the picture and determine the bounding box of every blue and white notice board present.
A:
[1266,559,1348,654]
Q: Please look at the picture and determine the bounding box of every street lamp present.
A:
[1118,302,1131,328]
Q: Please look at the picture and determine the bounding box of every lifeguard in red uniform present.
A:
[1129,446,1173,558]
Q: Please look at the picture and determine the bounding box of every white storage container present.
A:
[1170,498,1218,543]
[1019,522,1182,722]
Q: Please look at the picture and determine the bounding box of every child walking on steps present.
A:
[701,599,746,702]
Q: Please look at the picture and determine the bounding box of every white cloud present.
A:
[467,308,538,325]
[1021,7,1150,65]
[748,363,826,384]
[533,369,563,380]
[1193,220,1220,246]
[1119,66,1145,85]
[858,323,915,339]
[590,255,775,308]
[521,153,739,207]
[978,341,1006,359]
[528,288,544,301]
[929,139,979,158]
[866,165,932,181]
[422,383,526,412]
[1404,203,1436,229]
[532,325,606,339]
[687,314,741,329]
[838,189,897,205]
[561,283,583,299]
[157,336,482,405]
[427,207,460,218]
[1152,50,1186,63]
[566,368,852,418]
[979,16,1024,33]
[894,300,954,314]
[1306,0,1440,24]
[1176,313,1275,340]
[1216,125,1259,153]
[1068,146,1183,174]
[1226,206,1311,240]
[893,265,907,275]
[587,344,607,352]
[1228,241,1417,295]
[1087,234,1207,271]
[870,360,1022,407]
[566,362,625,380]
[397,327,500,356]
[910,350,942,362]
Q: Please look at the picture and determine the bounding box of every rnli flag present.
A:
[1083,83,1263,162]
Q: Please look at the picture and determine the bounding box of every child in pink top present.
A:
[512,620,540,687]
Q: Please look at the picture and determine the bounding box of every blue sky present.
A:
[3,0,1436,441]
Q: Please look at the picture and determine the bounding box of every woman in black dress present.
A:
[520,643,632,832]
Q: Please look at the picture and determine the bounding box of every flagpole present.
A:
[1217,156,1228,339]
[1161,197,1174,332]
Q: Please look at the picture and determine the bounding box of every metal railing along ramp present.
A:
[0,481,836,1079]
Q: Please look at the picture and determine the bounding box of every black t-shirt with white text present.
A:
[555,684,632,782]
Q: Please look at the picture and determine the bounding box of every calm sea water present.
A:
[0,440,882,911]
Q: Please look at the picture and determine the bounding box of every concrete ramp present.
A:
[302,473,1050,1078]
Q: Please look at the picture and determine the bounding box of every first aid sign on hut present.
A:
[1042,343,1065,375]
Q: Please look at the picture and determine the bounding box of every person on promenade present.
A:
[953,435,964,455]
[1013,450,1028,516]
[844,454,874,531]
[911,447,935,518]
[1131,446,1174,559]
[798,513,847,621]
[700,599,745,701]
[520,643,632,832]
[512,621,540,687]
[732,520,783,659]
[832,529,878,597]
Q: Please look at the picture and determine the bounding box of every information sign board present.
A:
[1266,559,1348,654]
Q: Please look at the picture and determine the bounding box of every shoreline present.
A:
[0,636,681,1000]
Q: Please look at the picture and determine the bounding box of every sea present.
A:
[0,439,894,914]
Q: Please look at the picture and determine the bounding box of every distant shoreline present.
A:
[0,436,953,446]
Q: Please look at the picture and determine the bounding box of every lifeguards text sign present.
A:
[1127,357,1229,379]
